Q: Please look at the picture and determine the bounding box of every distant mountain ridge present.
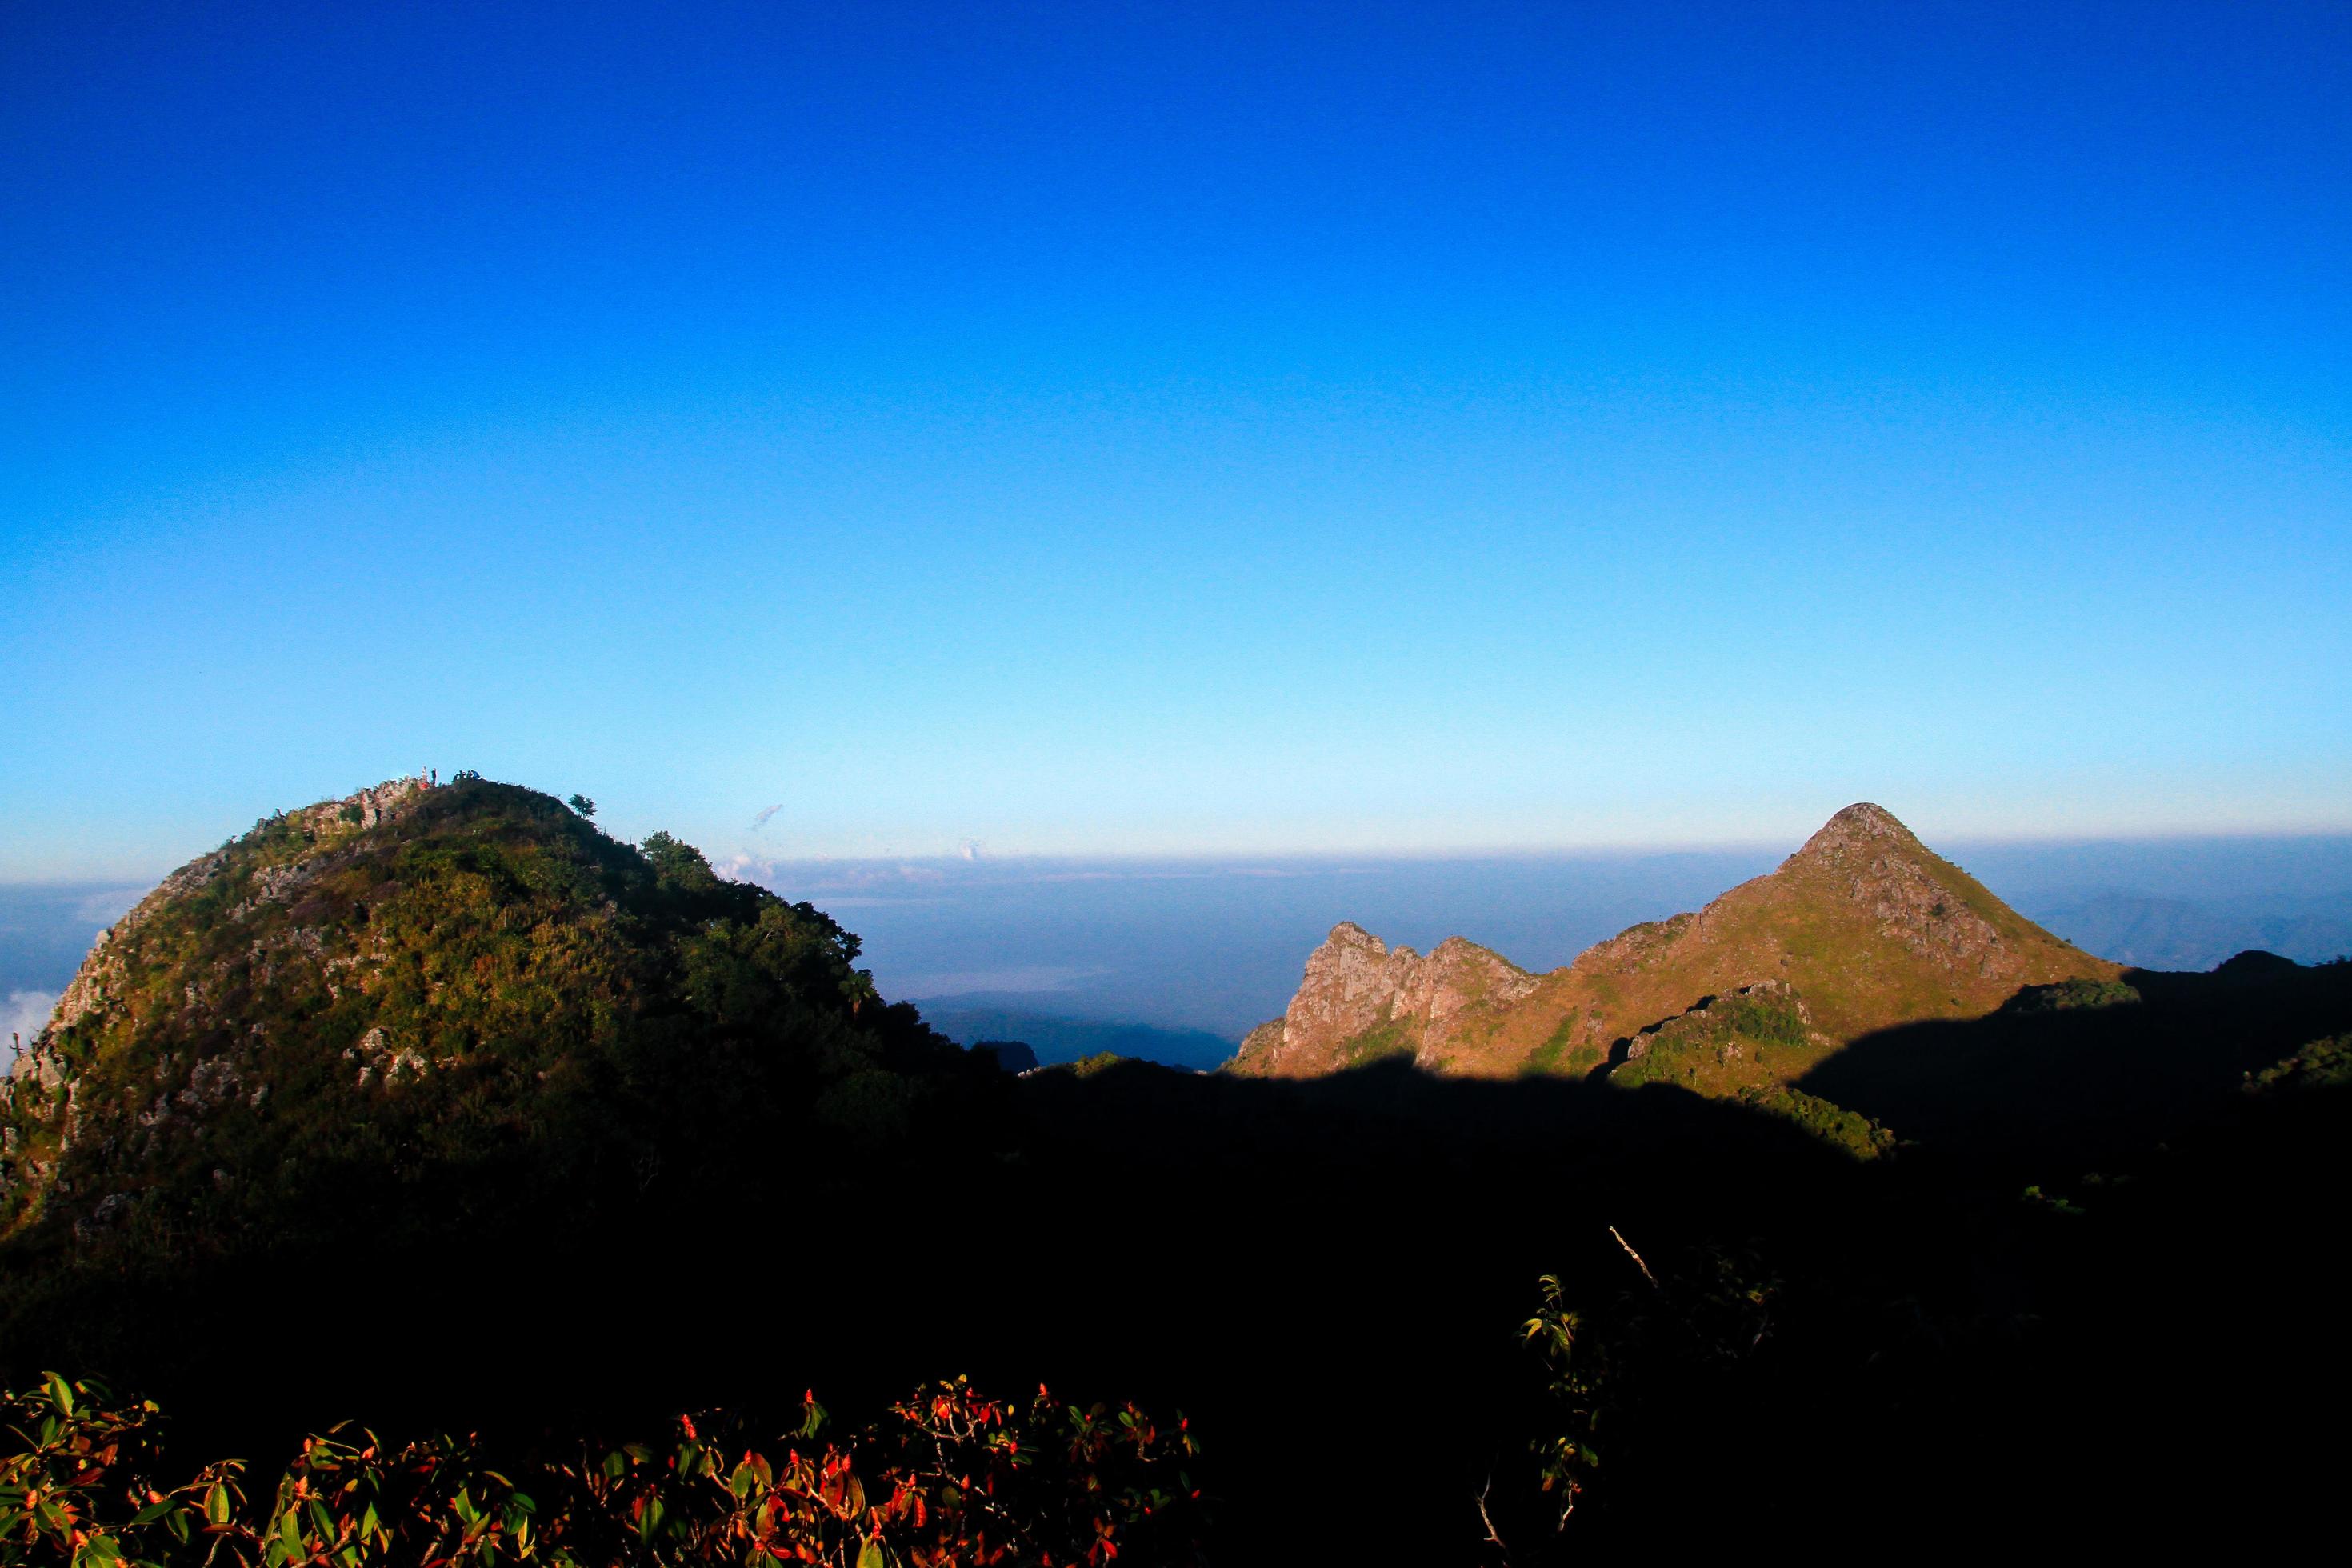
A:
[2034,890,2352,972]
[1227,803,2117,1086]
[918,1003,1233,1071]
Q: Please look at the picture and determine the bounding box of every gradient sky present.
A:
[4,1,2348,879]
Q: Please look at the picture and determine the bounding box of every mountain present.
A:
[0,774,985,1268]
[1227,803,2117,1086]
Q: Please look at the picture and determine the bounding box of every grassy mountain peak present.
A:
[1228,802,2115,1086]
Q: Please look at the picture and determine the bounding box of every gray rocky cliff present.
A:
[1229,920,1536,1075]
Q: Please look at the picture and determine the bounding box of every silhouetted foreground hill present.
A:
[3,780,2348,1561]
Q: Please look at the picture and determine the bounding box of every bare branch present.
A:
[1476,1472,1511,1562]
[1610,1224,1661,1290]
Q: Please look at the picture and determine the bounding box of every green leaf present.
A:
[857,1539,890,1568]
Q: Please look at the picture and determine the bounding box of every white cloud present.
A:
[4,990,59,1071]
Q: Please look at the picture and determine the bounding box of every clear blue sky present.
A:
[4,0,2347,879]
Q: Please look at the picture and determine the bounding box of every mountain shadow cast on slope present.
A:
[1794,951,2352,1170]
[9,1044,2352,1561]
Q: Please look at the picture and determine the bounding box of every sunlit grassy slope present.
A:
[1233,803,2116,1087]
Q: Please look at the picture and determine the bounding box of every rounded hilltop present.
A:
[0,774,978,1267]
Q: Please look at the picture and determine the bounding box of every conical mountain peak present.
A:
[1230,802,2114,1080]
[1790,802,1924,866]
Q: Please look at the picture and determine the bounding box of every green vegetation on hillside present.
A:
[1523,1017,1605,1078]
[1335,1020,1415,1069]
[1600,987,1896,1156]
[2245,1032,2352,1094]
[2004,977,2143,1013]
[1734,1086,1897,1159]
[1610,985,1810,1092]
[0,778,993,1313]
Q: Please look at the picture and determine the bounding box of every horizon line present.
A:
[12,817,2352,892]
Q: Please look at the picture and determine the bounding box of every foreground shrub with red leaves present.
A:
[0,1374,1206,1566]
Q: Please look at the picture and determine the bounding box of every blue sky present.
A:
[4,1,2348,878]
